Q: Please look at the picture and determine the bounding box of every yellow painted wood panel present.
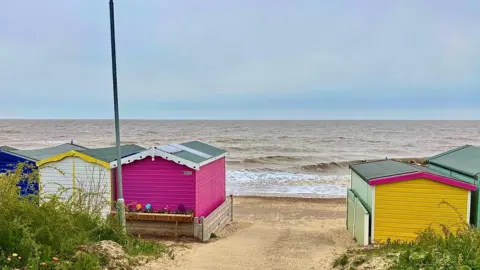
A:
[374,178,469,243]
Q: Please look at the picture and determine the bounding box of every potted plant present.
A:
[127,202,136,212]
[135,203,142,212]
[157,205,170,214]
[176,204,186,214]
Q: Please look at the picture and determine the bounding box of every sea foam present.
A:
[226,170,348,198]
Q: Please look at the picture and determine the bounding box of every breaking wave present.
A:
[226,169,348,197]
[242,156,303,163]
[297,157,425,172]
[298,162,347,172]
[2,130,22,134]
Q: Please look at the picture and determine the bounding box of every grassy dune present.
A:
[0,163,165,269]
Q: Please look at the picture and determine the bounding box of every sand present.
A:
[136,196,354,270]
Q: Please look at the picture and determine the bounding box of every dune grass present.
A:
[335,224,480,270]
[0,163,165,269]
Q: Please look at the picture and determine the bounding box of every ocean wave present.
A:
[223,145,301,153]
[226,169,348,197]
[227,169,348,184]
[214,138,246,144]
[108,140,139,146]
[225,146,246,151]
[2,130,22,134]
[296,157,425,172]
[320,136,353,142]
[298,162,347,172]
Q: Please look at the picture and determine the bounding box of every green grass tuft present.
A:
[125,238,166,257]
[332,253,349,268]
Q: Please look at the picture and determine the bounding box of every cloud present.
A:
[0,0,479,119]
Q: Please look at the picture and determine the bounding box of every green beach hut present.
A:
[426,145,480,226]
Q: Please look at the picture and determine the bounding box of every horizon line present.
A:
[0,118,479,121]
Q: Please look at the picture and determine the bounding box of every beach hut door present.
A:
[347,189,370,246]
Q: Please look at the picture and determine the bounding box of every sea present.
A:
[1,120,480,198]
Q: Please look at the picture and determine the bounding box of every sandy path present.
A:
[137,197,353,270]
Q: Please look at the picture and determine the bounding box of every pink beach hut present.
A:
[111,141,227,217]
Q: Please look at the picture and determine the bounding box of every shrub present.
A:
[337,225,480,269]
[0,163,165,269]
[390,226,480,269]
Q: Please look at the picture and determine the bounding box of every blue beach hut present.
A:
[0,146,37,196]
[0,143,87,196]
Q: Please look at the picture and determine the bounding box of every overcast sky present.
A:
[1,0,479,119]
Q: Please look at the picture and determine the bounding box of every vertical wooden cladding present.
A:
[347,190,355,234]
[374,178,469,243]
[39,157,74,200]
[354,199,369,246]
[351,171,374,211]
[73,158,111,216]
[195,195,233,241]
[39,157,112,216]
[347,189,370,246]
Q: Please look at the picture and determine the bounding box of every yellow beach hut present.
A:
[36,144,145,216]
[347,160,476,245]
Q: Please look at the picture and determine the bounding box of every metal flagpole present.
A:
[109,0,126,231]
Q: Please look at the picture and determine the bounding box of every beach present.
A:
[137,196,352,270]
[2,120,480,268]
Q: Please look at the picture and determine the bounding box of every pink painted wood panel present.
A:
[113,157,197,213]
[195,157,226,217]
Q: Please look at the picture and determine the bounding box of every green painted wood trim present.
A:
[347,190,355,234]
[354,198,370,246]
[351,171,373,213]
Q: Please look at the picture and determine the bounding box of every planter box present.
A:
[110,211,194,223]
[126,220,194,238]
[109,196,233,240]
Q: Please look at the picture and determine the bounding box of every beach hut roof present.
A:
[350,160,419,181]
[78,144,146,163]
[350,159,477,191]
[426,145,480,177]
[112,141,227,170]
[7,143,87,161]
[0,145,18,152]
[168,141,227,164]
[36,144,145,168]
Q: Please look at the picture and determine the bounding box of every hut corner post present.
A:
[201,216,206,241]
[230,194,234,221]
